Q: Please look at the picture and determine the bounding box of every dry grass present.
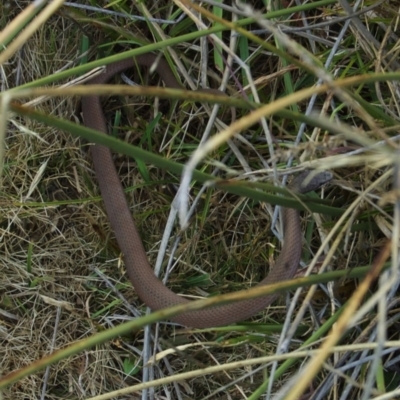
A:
[1,0,400,399]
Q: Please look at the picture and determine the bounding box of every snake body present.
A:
[82,54,330,328]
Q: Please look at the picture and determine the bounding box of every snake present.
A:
[81,53,331,328]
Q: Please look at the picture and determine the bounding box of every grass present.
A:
[0,0,399,399]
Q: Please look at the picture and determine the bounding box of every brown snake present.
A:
[82,54,331,328]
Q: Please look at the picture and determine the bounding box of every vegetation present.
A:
[0,0,399,399]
